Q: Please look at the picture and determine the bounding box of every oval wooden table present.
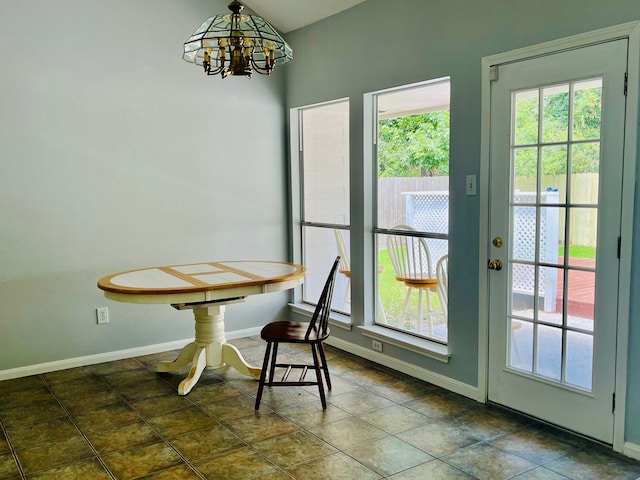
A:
[97,261,306,395]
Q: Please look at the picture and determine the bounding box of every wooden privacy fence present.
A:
[378,173,598,247]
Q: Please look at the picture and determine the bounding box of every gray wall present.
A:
[284,0,640,443]
[0,0,290,369]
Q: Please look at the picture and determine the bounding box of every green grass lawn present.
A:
[559,245,596,259]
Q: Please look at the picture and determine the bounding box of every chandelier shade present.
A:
[182,0,293,78]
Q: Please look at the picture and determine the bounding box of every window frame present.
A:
[293,98,352,316]
[368,77,452,344]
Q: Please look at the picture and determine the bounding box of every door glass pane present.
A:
[539,206,562,267]
[539,265,561,324]
[510,319,533,373]
[572,79,602,141]
[536,324,562,381]
[514,89,538,145]
[512,206,536,262]
[512,149,537,198]
[566,331,593,390]
[566,269,595,332]
[568,208,597,269]
[542,84,569,143]
[570,143,600,205]
[540,145,567,201]
[510,262,535,319]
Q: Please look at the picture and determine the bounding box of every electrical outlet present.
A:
[372,340,383,352]
[96,307,109,325]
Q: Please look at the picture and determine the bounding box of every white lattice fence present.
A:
[404,191,449,267]
[512,191,560,311]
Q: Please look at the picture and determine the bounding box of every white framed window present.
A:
[370,78,451,343]
[296,99,350,313]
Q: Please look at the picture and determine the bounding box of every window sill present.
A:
[287,304,449,362]
[358,325,450,363]
[289,303,353,331]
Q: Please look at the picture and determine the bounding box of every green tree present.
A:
[513,85,602,178]
[377,110,450,177]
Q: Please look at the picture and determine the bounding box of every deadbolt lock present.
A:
[488,259,503,271]
[492,237,503,248]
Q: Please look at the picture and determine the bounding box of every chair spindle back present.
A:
[305,256,340,340]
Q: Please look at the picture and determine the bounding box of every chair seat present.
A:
[261,321,329,343]
[396,276,438,288]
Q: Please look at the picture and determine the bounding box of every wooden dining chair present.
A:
[255,257,340,410]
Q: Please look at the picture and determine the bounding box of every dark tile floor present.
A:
[1,336,639,479]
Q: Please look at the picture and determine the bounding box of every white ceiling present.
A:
[240,0,368,33]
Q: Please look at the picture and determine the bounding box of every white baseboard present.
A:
[0,338,193,381]
[325,336,478,400]
[623,442,640,461]
[0,326,263,381]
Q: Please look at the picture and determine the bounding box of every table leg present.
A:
[222,343,261,378]
[157,304,261,395]
[156,341,197,373]
[178,345,206,395]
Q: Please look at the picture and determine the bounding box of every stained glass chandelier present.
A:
[182,0,293,78]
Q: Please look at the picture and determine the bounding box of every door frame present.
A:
[478,21,640,454]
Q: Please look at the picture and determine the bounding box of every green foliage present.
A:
[513,85,602,178]
[377,111,450,177]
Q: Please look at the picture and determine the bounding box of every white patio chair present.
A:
[436,254,448,319]
[386,225,441,336]
[334,229,387,322]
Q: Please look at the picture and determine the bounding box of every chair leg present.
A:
[342,278,351,310]
[317,341,331,390]
[417,288,425,335]
[255,341,272,410]
[311,343,327,409]
[401,287,412,323]
[376,289,387,324]
[268,342,279,384]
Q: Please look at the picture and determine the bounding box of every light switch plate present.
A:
[466,175,477,195]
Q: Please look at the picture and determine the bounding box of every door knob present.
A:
[488,259,503,271]
[492,237,503,248]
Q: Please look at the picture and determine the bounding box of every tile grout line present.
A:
[39,372,119,480]
[0,413,27,480]
[88,357,211,480]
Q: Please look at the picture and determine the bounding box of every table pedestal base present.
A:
[156,304,261,395]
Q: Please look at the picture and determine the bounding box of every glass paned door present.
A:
[488,40,627,443]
